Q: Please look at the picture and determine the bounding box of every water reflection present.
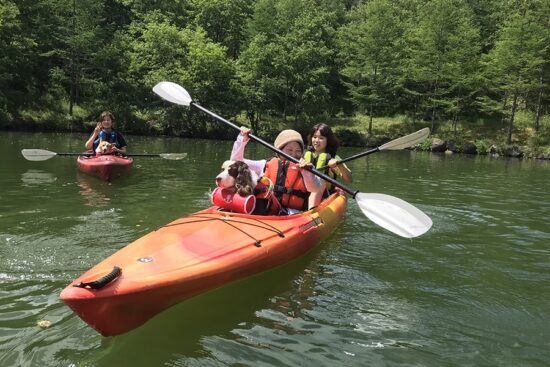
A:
[21,169,57,186]
[76,175,110,207]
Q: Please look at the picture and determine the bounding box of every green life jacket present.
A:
[303,151,337,191]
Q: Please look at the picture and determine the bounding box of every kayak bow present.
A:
[60,194,346,336]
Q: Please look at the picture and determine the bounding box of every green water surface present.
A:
[0,131,549,366]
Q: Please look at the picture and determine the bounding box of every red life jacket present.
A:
[263,158,308,211]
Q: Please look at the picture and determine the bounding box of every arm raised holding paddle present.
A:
[85,122,103,151]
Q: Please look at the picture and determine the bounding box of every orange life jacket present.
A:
[263,158,309,211]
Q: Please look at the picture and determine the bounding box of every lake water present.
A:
[0,131,549,366]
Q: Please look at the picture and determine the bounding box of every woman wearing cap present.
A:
[230,127,323,215]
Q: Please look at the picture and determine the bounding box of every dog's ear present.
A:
[234,162,255,196]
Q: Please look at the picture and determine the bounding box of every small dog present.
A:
[216,160,259,196]
[95,141,114,155]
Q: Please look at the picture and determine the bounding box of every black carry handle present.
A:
[74,266,122,289]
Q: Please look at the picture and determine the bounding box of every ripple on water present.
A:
[2,136,550,366]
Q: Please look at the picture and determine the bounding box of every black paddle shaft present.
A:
[191,102,359,197]
[317,147,380,171]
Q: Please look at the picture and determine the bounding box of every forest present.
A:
[1,0,549,154]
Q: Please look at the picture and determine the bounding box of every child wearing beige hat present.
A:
[230,127,323,215]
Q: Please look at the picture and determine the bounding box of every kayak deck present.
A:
[60,193,347,336]
[77,154,133,181]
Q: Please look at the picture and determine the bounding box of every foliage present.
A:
[475,139,490,155]
[403,0,482,132]
[337,0,404,134]
[481,1,549,143]
[0,0,547,153]
[417,138,433,152]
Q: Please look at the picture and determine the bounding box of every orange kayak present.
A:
[77,154,133,181]
[60,193,347,336]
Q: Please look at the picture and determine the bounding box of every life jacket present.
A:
[93,129,124,151]
[303,151,337,192]
[263,157,308,212]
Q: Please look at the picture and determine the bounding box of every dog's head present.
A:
[95,141,114,154]
[216,160,259,196]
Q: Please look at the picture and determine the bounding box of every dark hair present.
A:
[307,123,339,157]
[98,111,115,123]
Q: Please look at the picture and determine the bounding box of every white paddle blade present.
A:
[21,149,57,161]
[153,81,192,106]
[159,153,188,160]
[379,128,430,151]
[356,193,432,238]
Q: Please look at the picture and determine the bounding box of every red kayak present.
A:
[77,154,133,181]
[60,193,347,336]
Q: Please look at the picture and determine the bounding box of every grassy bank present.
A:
[3,107,549,158]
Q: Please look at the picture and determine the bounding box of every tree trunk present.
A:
[69,0,76,116]
[283,79,288,121]
[368,102,373,135]
[69,69,74,116]
[534,70,542,131]
[454,88,462,136]
[507,91,518,144]
[431,81,438,132]
[368,66,377,135]
[247,110,258,132]
[453,112,458,136]
[501,92,508,127]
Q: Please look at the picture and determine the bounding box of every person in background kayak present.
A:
[85,111,127,154]
[230,127,323,215]
[305,123,352,208]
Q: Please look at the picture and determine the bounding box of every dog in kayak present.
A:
[215,160,259,196]
[214,160,281,215]
[95,141,115,155]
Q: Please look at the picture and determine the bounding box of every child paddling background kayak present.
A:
[85,111,127,154]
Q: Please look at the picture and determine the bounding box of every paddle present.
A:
[153,81,432,238]
[316,128,430,170]
[21,149,187,161]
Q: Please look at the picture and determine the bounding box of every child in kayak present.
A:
[230,127,323,215]
[85,111,127,154]
[305,123,352,207]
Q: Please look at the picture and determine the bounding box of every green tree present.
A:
[0,1,30,118]
[236,34,277,132]
[122,13,238,133]
[405,0,481,132]
[337,0,404,135]
[240,0,336,124]
[191,0,253,59]
[482,3,548,143]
